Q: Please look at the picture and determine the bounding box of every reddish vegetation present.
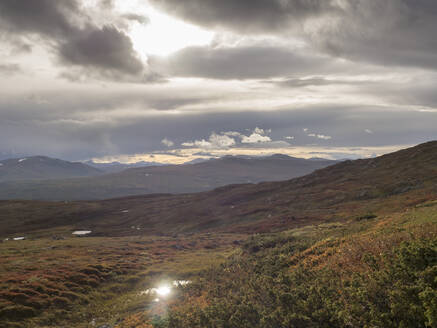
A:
[0,141,436,327]
[0,233,244,327]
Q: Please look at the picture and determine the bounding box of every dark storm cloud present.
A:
[313,0,437,70]
[149,0,437,70]
[59,26,143,75]
[0,0,78,36]
[0,0,145,78]
[150,45,335,80]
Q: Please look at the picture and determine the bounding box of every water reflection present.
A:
[139,280,191,302]
[156,285,171,297]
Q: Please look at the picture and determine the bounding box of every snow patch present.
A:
[18,158,27,162]
[72,230,92,236]
[13,237,25,241]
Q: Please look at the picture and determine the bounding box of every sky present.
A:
[0,0,436,163]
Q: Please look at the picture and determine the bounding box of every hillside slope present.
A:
[0,141,436,237]
[0,156,102,182]
[0,155,335,201]
[158,198,437,328]
[0,142,436,328]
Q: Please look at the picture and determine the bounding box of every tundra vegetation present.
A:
[0,142,436,327]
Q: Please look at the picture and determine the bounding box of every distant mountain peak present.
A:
[0,155,102,182]
[269,154,294,160]
[0,152,337,200]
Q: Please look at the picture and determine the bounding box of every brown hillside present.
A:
[1,141,436,237]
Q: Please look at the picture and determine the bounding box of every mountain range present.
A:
[1,141,435,237]
[84,160,167,173]
[0,154,336,201]
[0,156,102,182]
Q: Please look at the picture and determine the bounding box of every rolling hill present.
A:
[0,154,336,201]
[1,141,436,328]
[1,141,435,237]
[0,156,102,182]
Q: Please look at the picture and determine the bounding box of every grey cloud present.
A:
[1,96,436,160]
[312,1,437,70]
[0,0,79,37]
[99,0,115,10]
[0,34,32,55]
[59,25,143,75]
[147,96,218,111]
[0,64,21,76]
[372,75,437,110]
[0,0,146,79]
[243,140,291,149]
[192,152,219,157]
[266,77,367,88]
[0,90,218,124]
[149,0,336,33]
[121,13,149,25]
[149,0,437,70]
[150,45,334,79]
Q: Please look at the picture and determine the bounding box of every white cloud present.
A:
[285,136,295,140]
[241,133,272,144]
[238,127,272,143]
[209,133,236,148]
[183,127,275,148]
[161,138,174,147]
[252,127,271,135]
[253,127,264,135]
[195,139,213,148]
[304,128,332,140]
[308,133,332,140]
[222,131,242,137]
[182,132,236,149]
[364,129,373,134]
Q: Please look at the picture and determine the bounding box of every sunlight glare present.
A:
[156,285,171,297]
[129,4,214,57]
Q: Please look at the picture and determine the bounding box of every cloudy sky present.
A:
[0,0,436,163]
